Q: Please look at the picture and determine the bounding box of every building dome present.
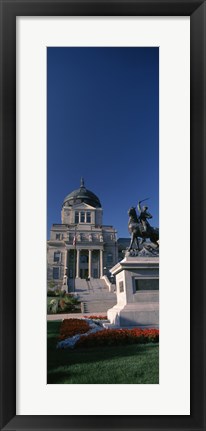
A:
[63,178,101,208]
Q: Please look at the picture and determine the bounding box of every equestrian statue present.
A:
[128,199,159,251]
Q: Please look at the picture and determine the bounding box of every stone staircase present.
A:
[71,278,116,314]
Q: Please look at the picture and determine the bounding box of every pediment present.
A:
[72,202,96,210]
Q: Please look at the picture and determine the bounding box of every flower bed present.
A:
[57,319,104,349]
[57,318,159,349]
[75,328,159,348]
[83,315,108,320]
[59,319,90,341]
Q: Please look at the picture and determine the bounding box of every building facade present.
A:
[47,179,118,290]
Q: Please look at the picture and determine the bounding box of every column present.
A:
[88,249,92,279]
[76,249,80,278]
[100,249,103,278]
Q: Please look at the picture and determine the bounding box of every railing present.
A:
[101,275,113,292]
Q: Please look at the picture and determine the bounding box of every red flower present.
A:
[58,319,90,340]
[75,328,159,348]
[83,315,107,320]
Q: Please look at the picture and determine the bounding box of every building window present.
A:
[69,252,74,261]
[54,251,61,262]
[74,211,92,224]
[80,211,85,223]
[93,268,98,278]
[93,253,98,262]
[107,253,113,264]
[86,212,91,223]
[81,255,88,263]
[53,267,59,280]
[75,211,79,224]
[56,233,64,240]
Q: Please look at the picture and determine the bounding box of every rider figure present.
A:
[137,201,153,233]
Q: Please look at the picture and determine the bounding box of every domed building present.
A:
[47,178,118,292]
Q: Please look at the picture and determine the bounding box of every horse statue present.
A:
[128,207,159,251]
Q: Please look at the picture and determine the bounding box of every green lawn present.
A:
[47,321,159,384]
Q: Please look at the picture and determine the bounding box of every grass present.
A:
[47,321,159,384]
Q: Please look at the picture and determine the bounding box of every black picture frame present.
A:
[0,1,205,430]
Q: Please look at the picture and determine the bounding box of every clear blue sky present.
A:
[47,47,159,239]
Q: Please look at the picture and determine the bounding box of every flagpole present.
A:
[73,226,77,293]
[74,245,76,293]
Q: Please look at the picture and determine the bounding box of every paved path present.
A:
[47,313,159,329]
[47,312,107,321]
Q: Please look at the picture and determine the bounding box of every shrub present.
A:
[47,288,61,297]
[57,295,80,312]
[47,289,55,297]
[47,299,59,314]
[75,328,159,348]
[59,318,90,340]
[47,295,81,314]
[47,290,79,303]
[48,280,56,290]
[59,299,67,311]
[64,294,80,305]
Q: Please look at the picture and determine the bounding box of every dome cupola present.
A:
[63,178,101,208]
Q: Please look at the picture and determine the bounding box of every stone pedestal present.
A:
[107,254,159,327]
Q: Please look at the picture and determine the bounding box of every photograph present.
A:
[1,0,205,428]
[47,47,159,384]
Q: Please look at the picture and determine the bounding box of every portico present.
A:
[65,246,104,279]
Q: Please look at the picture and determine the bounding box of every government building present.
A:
[47,178,118,291]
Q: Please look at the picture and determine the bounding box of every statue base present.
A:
[107,254,159,328]
[124,242,159,258]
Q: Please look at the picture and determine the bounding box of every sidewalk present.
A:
[47,311,107,321]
